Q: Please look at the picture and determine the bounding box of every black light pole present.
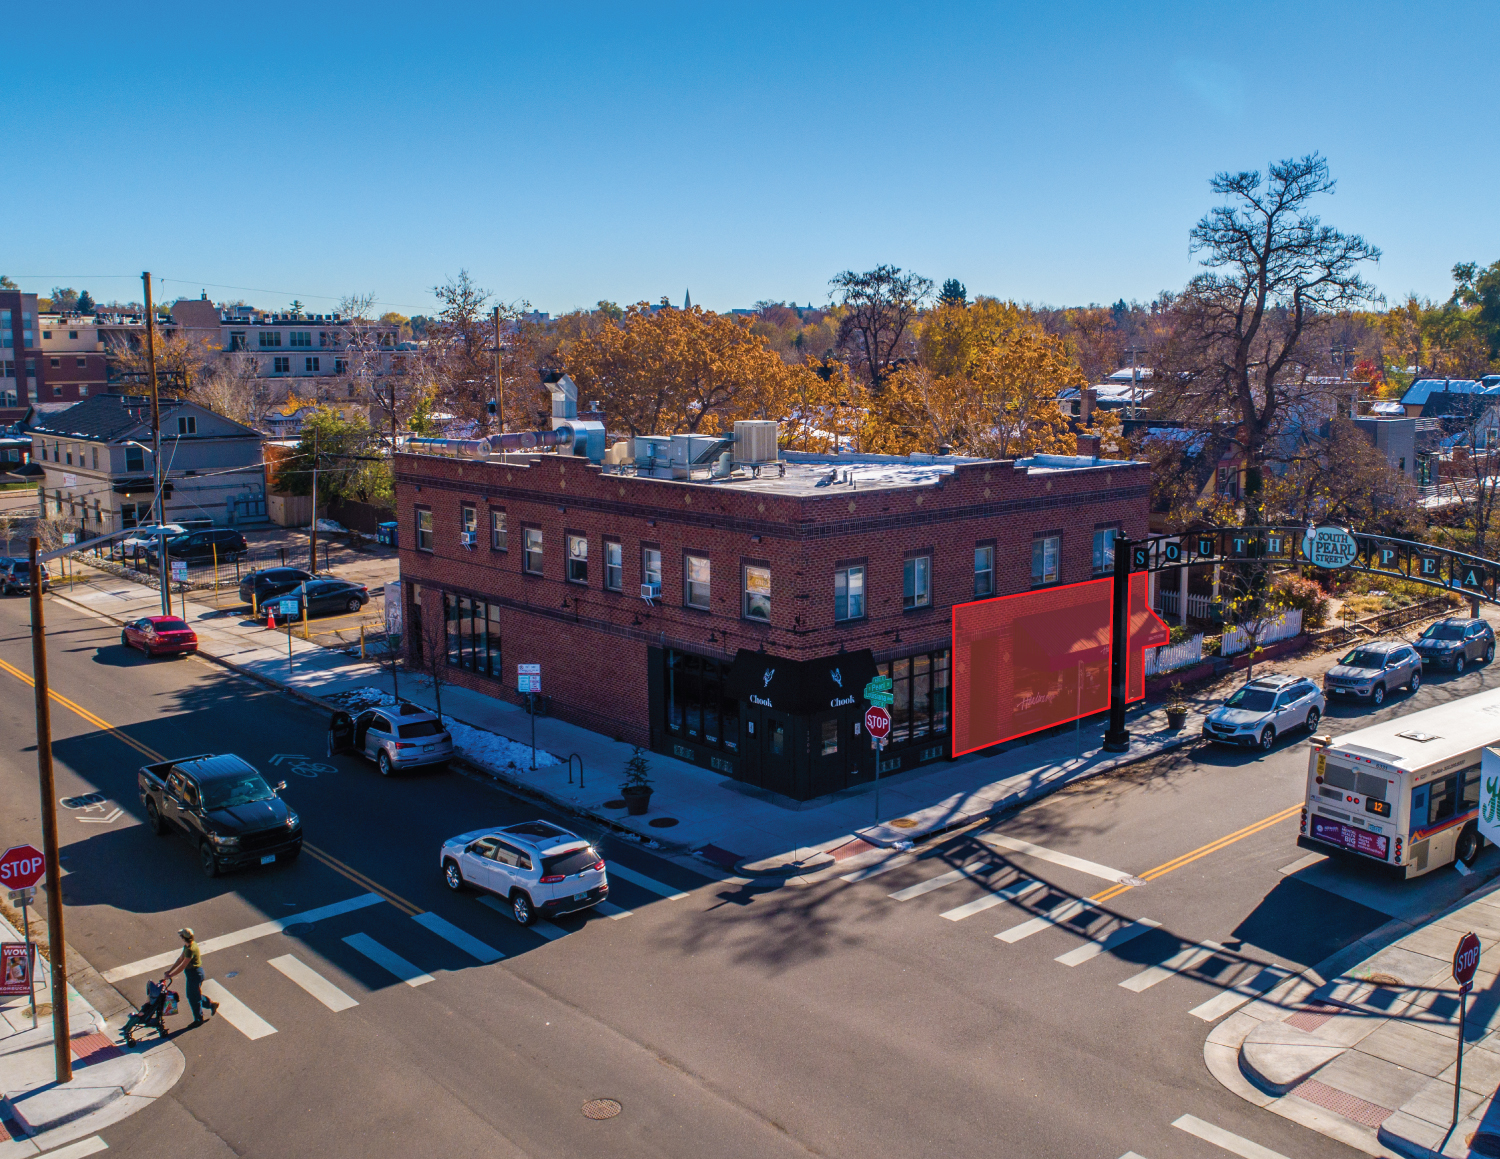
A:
[1102,535,1133,753]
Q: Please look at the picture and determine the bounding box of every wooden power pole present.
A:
[141,273,169,616]
[492,306,504,434]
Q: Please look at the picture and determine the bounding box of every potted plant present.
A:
[1165,681,1189,731]
[620,746,653,815]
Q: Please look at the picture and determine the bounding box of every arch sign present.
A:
[1303,526,1359,569]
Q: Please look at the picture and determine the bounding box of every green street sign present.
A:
[864,676,893,695]
[865,692,894,707]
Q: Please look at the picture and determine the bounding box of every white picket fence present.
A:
[1144,633,1205,677]
[1154,590,1216,620]
[1220,608,1303,657]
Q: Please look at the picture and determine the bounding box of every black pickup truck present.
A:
[138,754,302,877]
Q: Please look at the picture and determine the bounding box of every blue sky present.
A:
[5,2,1497,318]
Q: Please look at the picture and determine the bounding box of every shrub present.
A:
[1275,573,1329,629]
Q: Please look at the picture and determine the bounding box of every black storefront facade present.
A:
[648,645,953,802]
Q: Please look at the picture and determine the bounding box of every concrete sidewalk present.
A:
[0,909,183,1156]
[52,562,1210,871]
[1207,872,1500,1158]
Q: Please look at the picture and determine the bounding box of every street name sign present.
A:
[0,845,46,890]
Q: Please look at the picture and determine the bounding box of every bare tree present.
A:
[196,354,267,426]
[420,599,449,726]
[427,271,495,434]
[829,265,933,392]
[1168,155,1381,520]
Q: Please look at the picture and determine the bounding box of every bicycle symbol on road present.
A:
[59,792,123,823]
[269,754,335,779]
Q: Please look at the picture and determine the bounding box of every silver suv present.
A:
[327,703,453,775]
[440,821,609,926]
[1323,640,1422,706]
[1413,618,1496,674]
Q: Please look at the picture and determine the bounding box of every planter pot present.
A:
[1165,707,1188,731]
[622,786,652,816]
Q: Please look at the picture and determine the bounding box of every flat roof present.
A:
[1326,686,1500,773]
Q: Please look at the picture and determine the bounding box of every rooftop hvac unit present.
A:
[733,420,779,465]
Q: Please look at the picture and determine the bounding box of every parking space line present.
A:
[1172,1114,1291,1159]
[342,933,434,987]
[411,912,504,962]
[200,980,277,1039]
[476,894,568,940]
[940,878,1043,921]
[607,864,691,900]
[1119,941,1225,993]
[979,834,1138,885]
[268,954,359,1011]
[595,901,633,920]
[1054,918,1161,967]
[102,893,386,982]
[888,860,994,901]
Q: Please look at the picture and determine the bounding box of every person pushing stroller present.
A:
[120,978,177,1046]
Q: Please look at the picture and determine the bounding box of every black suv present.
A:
[1414,618,1496,674]
[239,567,316,608]
[145,528,247,565]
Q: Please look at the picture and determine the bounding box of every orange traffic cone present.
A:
[267,609,276,631]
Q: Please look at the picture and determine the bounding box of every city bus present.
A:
[1299,687,1500,878]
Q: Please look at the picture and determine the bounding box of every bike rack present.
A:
[566,753,583,788]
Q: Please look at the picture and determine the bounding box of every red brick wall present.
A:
[394,451,1151,743]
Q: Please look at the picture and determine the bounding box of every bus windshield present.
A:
[1340,649,1387,669]
[1225,687,1277,712]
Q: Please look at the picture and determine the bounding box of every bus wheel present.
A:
[1457,823,1480,868]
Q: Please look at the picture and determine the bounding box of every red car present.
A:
[121,616,198,658]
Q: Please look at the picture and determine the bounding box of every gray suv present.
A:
[327,702,453,775]
[1413,618,1496,674]
[1323,640,1422,706]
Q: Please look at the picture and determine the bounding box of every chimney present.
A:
[1080,387,1096,425]
[1076,433,1102,458]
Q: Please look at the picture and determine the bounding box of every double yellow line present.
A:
[0,655,423,917]
[1090,803,1302,905]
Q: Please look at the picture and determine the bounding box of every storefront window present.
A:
[877,649,951,746]
[443,593,502,677]
[665,650,736,752]
[821,718,839,756]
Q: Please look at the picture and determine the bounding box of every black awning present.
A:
[112,477,172,499]
[723,648,878,716]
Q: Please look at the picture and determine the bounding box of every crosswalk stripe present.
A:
[411,912,505,962]
[1188,965,1291,1022]
[477,894,569,940]
[940,878,1043,921]
[1172,1114,1291,1159]
[102,892,386,982]
[996,898,1092,943]
[979,833,1137,885]
[840,853,915,882]
[343,933,434,986]
[1055,918,1161,967]
[200,979,277,1039]
[888,860,993,901]
[595,900,633,919]
[607,864,691,900]
[35,1135,108,1158]
[1119,941,1225,992]
[1118,1153,1150,1159]
[268,954,360,1011]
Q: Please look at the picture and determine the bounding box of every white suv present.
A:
[441,821,609,926]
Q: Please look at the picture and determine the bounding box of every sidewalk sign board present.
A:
[0,943,34,997]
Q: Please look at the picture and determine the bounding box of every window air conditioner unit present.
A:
[640,581,661,601]
[460,531,477,547]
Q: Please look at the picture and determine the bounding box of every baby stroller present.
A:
[121,980,177,1046]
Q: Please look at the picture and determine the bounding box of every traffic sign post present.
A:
[1,847,45,1030]
[1447,931,1483,1146]
[864,703,892,819]
[278,599,299,671]
[518,666,541,768]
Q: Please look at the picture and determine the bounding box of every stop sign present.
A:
[864,705,891,742]
[1455,931,1482,990]
[0,845,46,890]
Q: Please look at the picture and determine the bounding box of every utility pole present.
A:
[308,427,318,573]
[492,306,504,434]
[28,536,71,1083]
[1102,535,1132,753]
[142,273,169,615]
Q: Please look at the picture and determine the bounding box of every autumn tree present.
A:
[107,327,218,397]
[829,265,933,392]
[1167,154,1381,519]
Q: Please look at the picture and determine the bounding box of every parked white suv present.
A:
[1202,673,1325,750]
[441,821,609,926]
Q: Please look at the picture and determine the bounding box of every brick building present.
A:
[394,426,1151,801]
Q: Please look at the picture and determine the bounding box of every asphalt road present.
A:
[2,591,1498,1159]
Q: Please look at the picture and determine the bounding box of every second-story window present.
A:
[91,446,98,470]
[642,546,662,589]
[460,505,476,543]
[524,528,543,574]
[177,416,197,435]
[1032,535,1060,585]
[1092,527,1118,573]
[306,357,319,373]
[490,510,507,551]
[605,541,622,591]
[974,544,995,598]
[289,331,312,348]
[567,534,588,583]
[416,509,433,551]
[743,564,771,621]
[125,445,144,472]
[274,356,290,373]
[685,554,711,609]
[259,331,282,349]
[903,555,931,609]
[835,565,865,621]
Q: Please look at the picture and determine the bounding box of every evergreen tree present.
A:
[76,290,95,315]
[938,278,968,308]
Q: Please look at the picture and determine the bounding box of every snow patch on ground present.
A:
[326,686,559,769]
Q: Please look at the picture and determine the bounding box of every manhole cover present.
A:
[889,818,918,829]
[648,817,678,828]
[582,1099,622,1120]
[1364,972,1405,987]
[602,799,627,810]
[1120,875,1148,888]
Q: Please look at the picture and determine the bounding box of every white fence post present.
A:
[1145,633,1205,677]
[1221,609,1303,657]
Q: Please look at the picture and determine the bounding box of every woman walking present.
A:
[162,927,219,1026]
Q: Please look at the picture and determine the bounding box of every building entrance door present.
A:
[758,709,795,798]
